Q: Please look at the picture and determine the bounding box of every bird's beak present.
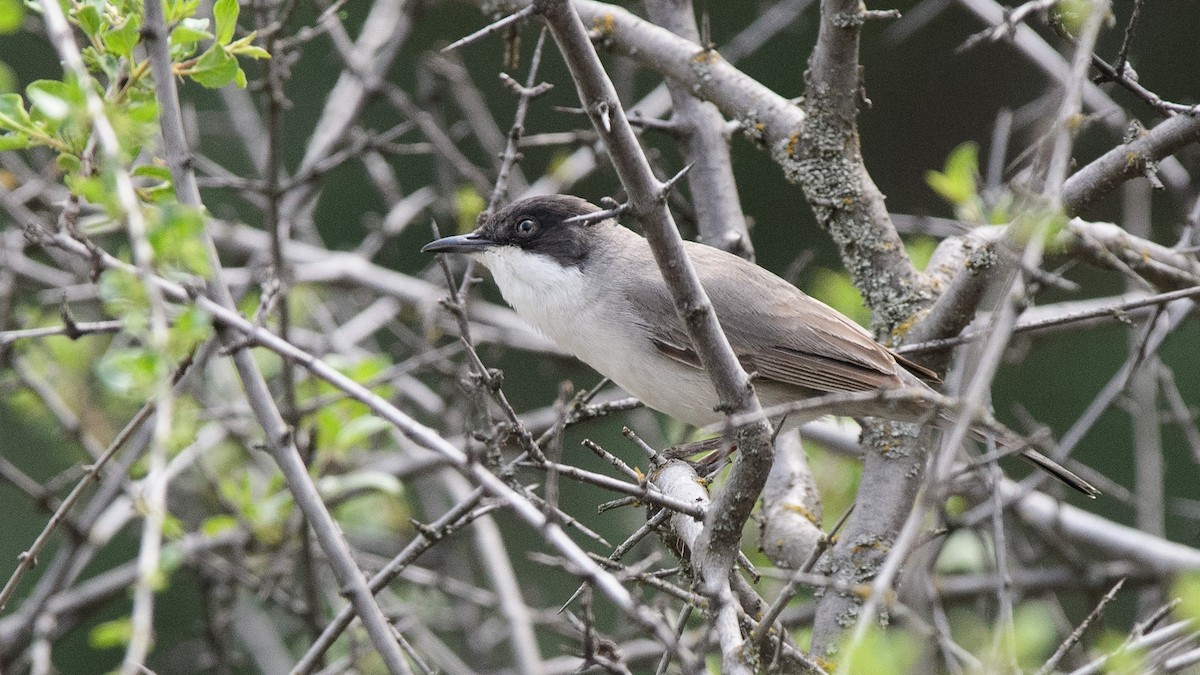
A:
[421,232,495,254]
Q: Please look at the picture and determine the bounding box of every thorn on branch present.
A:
[1143,162,1165,190]
[437,296,464,316]
[659,163,694,200]
[441,4,536,54]
[410,518,443,541]
[590,100,612,133]
[562,201,628,225]
[499,72,553,98]
[59,302,82,340]
[218,335,258,355]
[861,9,901,21]
[737,550,760,582]
[22,223,49,246]
[621,426,664,465]
[485,367,504,391]
[275,426,294,449]
[628,112,682,136]
[597,496,638,513]
[571,376,609,411]
[186,278,211,300]
[582,439,642,481]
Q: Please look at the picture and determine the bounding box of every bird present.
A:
[422,194,1098,497]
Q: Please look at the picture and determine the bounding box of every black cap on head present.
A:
[423,195,607,268]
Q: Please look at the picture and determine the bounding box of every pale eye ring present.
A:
[516,218,537,236]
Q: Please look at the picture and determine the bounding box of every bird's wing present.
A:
[625,241,908,394]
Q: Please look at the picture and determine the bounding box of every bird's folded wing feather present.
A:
[625,242,906,394]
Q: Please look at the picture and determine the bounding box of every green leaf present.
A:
[96,346,165,398]
[84,47,125,86]
[149,203,211,276]
[935,530,988,574]
[332,490,410,540]
[233,44,269,60]
[201,514,239,537]
[65,173,105,207]
[988,191,1014,225]
[1012,602,1057,669]
[26,79,77,122]
[926,142,979,207]
[318,471,404,500]
[133,163,174,200]
[0,132,28,150]
[166,395,201,453]
[164,0,202,23]
[125,97,158,124]
[97,267,149,320]
[212,0,237,45]
[0,61,16,93]
[1011,208,1067,250]
[65,163,123,215]
[75,2,103,36]
[89,617,133,649]
[103,15,141,59]
[1094,630,1148,675]
[335,415,392,451]
[1052,0,1094,36]
[133,163,172,181]
[0,92,33,133]
[1174,572,1200,622]
[158,514,185,542]
[188,46,238,88]
[170,17,212,46]
[455,185,485,234]
[905,235,937,272]
[344,354,391,382]
[56,152,81,171]
[0,0,24,34]
[841,624,921,675]
[809,268,869,328]
[166,306,211,358]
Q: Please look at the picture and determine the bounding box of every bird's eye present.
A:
[516,218,537,236]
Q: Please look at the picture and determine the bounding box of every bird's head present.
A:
[421,194,609,270]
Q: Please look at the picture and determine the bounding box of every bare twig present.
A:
[534,1,775,671]
[1036,578,1126,675]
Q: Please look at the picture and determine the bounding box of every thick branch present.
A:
[799,0,930,655]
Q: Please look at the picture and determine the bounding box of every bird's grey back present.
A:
[610,235,908,397]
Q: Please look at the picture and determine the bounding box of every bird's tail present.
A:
[962,421,1100,498]
[1011,445,1099,498]
[904,372,1100,498]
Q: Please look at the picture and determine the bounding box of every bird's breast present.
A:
[475,247,724,427]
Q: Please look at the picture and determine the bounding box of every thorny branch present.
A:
[2,0,1199,672]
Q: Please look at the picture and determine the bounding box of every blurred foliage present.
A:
[838,624,922,675]
[810,268,870,326]
[1173,572,1200,623]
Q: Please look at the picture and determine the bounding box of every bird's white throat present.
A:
[472,246,593,347]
